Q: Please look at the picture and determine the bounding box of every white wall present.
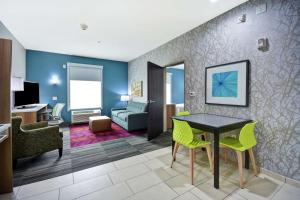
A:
[0,21,26,79]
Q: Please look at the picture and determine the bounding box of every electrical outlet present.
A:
[256,3,267,15]
[52,96,58,101]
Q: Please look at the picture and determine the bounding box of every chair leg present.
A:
[204,132,208,141]
[190,148,195,185]
[236,151,244,188]
[224,149,228,163]
[206,145,213,172]
[220,144,228,163]
[59,148,63,157]
[248,148,258,176]
[171,142,179,168]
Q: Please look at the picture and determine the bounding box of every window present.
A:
[166,72,172,104]
[67,63,103,110]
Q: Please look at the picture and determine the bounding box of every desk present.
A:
[12,104,48,124]
[172,113,252,189]
[0,124,10,143]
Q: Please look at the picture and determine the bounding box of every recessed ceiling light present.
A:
[210,0,219,3]
[80,23,88,30]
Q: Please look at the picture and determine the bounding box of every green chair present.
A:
[171,119,213,185]
[12,116,63,167]
[219,121,258,188]
[178,111,208,140]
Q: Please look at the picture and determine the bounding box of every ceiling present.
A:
[0,0,247,62]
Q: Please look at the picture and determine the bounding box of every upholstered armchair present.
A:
[12,116,63,166]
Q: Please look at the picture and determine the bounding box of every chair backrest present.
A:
[52,103,65,118]
[11,116,22,136]
[126,101,148,113]
[178,111,190,116]
[239,121,257,149]
[11,116,23,158]
[172,119,194,145]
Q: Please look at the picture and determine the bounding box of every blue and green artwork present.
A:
[212,71,238,97]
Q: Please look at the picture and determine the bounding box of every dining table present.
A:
[172,113,252,189]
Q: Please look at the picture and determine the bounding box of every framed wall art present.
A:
[205,60,249,107]
[131,80,143,97]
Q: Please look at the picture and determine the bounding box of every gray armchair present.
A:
[111,101,148,131]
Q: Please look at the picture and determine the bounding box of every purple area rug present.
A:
[70,122,145,148]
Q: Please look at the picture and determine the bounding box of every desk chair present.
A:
[44,103,65,126]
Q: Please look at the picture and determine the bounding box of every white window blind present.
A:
[67,63,103,110]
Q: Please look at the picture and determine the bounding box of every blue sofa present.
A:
[111,101,148,131]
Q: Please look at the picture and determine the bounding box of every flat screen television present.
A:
[14,81,40,107]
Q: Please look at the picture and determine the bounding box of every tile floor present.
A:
[1,146,299,200]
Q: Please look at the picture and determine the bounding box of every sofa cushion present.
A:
[126,101,148,113]
[111,110,127,117]
[116,111,133,121]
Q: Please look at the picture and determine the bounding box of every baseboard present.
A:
[260,167,300,188]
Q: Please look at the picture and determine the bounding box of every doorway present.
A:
[165,62,185,131]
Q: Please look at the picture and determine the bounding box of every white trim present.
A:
[67,63,103,111]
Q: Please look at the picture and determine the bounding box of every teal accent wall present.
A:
[166,68,184,104]
[26,50,128,122]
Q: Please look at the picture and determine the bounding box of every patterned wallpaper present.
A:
[128,0,300,181]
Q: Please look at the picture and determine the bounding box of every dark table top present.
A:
[172,113,252,133]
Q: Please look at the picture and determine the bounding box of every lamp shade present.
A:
[11,76,24,91]
[120,95,130,102]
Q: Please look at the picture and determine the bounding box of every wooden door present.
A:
[147,62,164,140]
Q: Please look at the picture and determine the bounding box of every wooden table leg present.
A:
[245,150,250,169]
[213,131,220,189]
[171,120,175,155]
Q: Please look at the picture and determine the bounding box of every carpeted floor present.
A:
[70,123,145,148]
[13,126,172,187]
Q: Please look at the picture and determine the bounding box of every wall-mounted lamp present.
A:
[11,76,24,91]
[50,75,60,85]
